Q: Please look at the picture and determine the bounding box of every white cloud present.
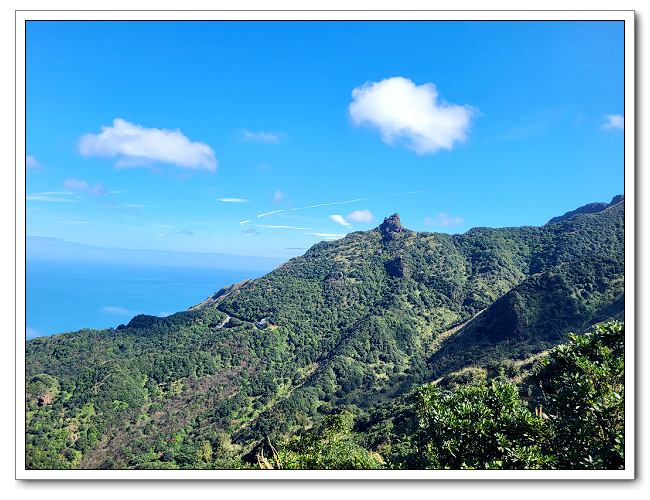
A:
[423,212,465,227]
[26,155,43,170]
[26,194,74,202]
[240,128,283,144]
[78,118,217,171]
[330,215,351,227]
[173,229,193,235]
[273,189,289,201]
[601,114,624,130]
[255,224,311,230]
[63,178,107,196]
[345,209,375,223]
[258,209,285,217]
[219,198,249,203]
[349,77,477,154]
[26,326,41,339]
[63,178,90,191]
[101,306,133,315]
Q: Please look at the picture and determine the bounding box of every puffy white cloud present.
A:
[345,209,375,223]
[601,114,624,130]
[240,128,283,143]
[26,155,43,170]
[349,77,477,154]
[423,212,465,227]
[78,118,217,171]
[330,214,351,227]
[63,178,107,196]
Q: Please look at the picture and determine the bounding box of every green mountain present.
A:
[25,197,625,470]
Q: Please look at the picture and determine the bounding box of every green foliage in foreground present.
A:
[253,412,383,470]
[408,381,554,469]
[536,321,625,469]
[247,322,625,470]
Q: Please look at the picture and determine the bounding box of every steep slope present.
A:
[192,200,624,437]
[25,197,625,469]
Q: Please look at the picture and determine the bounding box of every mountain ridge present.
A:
[546,194,624,224]
[25,196,625,470]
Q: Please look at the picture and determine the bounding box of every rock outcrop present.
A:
[378,213,408,233]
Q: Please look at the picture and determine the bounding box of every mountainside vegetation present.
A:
[25,197,625,470]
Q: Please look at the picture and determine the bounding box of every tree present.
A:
[535,321,624,469]
[408,381,554,469]
[195,441,213,464]
[257,412,384,470]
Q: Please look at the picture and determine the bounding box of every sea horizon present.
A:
[25,258,272,340]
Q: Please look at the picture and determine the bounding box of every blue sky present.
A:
[25,20,625,263]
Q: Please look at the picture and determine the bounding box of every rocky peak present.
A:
[379,213,407,234]
[610,194,624,205]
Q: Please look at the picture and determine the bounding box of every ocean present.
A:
[25,260,267,340]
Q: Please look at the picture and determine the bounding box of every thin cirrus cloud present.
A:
[255,224,311,230]
[600,114,624,130]
[77,118,217,171]
[249,191,423,220]
[307,232,346,240]
[173,229,194,235]
[218,198,249,203]
[26,193,75,202]
[101,306,135,315]
[423,212,465,227]
[349,76,478,155]
[240,128,283,144]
